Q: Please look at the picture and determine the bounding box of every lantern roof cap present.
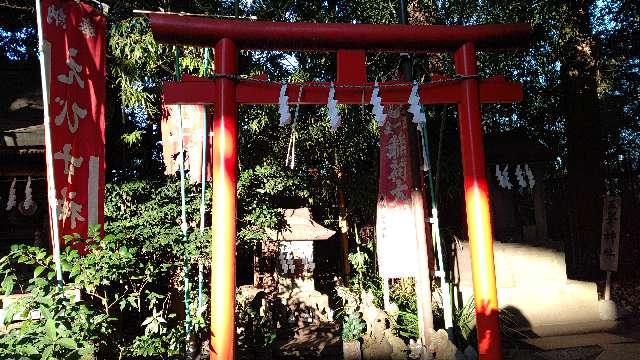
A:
[266,208,336,241]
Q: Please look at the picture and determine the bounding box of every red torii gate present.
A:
[147,12,530,360]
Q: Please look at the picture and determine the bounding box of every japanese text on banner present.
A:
[40,0,106,246]
[376,105,418,278]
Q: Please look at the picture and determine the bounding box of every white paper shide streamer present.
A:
[515,164,527,189]
[6,178,17,211]
[525,164,535,189]
[278,82,291,126]
[23,176,33,210]
[495,165,513,189]
[370,81,387,126]
[408,82,426,124]
[327,83,341,131]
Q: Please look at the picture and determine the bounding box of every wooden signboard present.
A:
[600,195,621,272]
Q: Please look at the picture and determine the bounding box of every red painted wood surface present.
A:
[162,76,522,105]
[455,42,502,360]
[210,38,237,360]
[147,13,531,52]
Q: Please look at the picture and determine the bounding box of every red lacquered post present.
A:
[211,38,238,360]
[455,42,502,360]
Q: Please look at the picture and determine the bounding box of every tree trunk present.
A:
[561,0,603,280]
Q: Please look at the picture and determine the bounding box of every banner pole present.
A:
[198,47,211,310]
[35,0,64,292]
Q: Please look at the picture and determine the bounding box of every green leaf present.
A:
[1,274,15,295]
[3,302,20,324]
[58,337,78,349]
[141,316,153,326]
[22,344,39,355]
[119,298,127,311]
[45,318,57,340]
[61,259,71,272]
[42,344,55,359]
[119,246,130,256]
[36,250,46,261]
[78,344,95,356]
[34,265,45,278]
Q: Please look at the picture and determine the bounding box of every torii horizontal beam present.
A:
[163,75,523,105]
[147,12,531,52]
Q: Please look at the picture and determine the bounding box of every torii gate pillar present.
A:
[210,38,238,360]
[455,42,501,358]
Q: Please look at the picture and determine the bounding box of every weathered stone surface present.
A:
[279,288,332,327]
[598,300,619,321]
[359,290,408,360]
[343,340,362,360]
[456,241,601,333]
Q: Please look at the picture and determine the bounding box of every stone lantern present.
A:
[255,208,336,327]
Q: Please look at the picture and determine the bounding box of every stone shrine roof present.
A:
[1,66,44,148]
[266,208,336,241]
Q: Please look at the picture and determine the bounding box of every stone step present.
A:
[458,281,602,334]
[453,241,602,333]
[456,241,568,288]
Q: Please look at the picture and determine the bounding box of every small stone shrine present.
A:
[255,208,336,327]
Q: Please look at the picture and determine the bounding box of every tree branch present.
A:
[0,2,34,12]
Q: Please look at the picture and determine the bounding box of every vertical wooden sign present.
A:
[600,195,621,272]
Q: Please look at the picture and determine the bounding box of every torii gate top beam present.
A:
[146,12,531,52]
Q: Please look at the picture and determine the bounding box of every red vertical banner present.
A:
[40,1,106,245]
[376,105,419,278]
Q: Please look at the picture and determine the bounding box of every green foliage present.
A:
[335,285,365,342]
[104,178,210,263]
[108,17,163,116]
[0,178,213,358]
[237,162,307,246]
[341,311,366,342]
[348,251,369,274]
[453,297,477,350]
[396,310,419,340]
[103,178,210,356]
[0,243,116,359]
[389,278,420,340]
[121,129,145,146]
[235,290,277,355]
[335,243,382,343]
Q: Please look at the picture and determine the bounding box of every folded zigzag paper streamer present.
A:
[6,178,16,211]
[278,82,291,126]
[23,176,33,210]
[408,82,426,123]
[370,81,387,126]
[495,165,513,189]
[327,83,341,131]
[525,164,535,189]
[515,164,527,189]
